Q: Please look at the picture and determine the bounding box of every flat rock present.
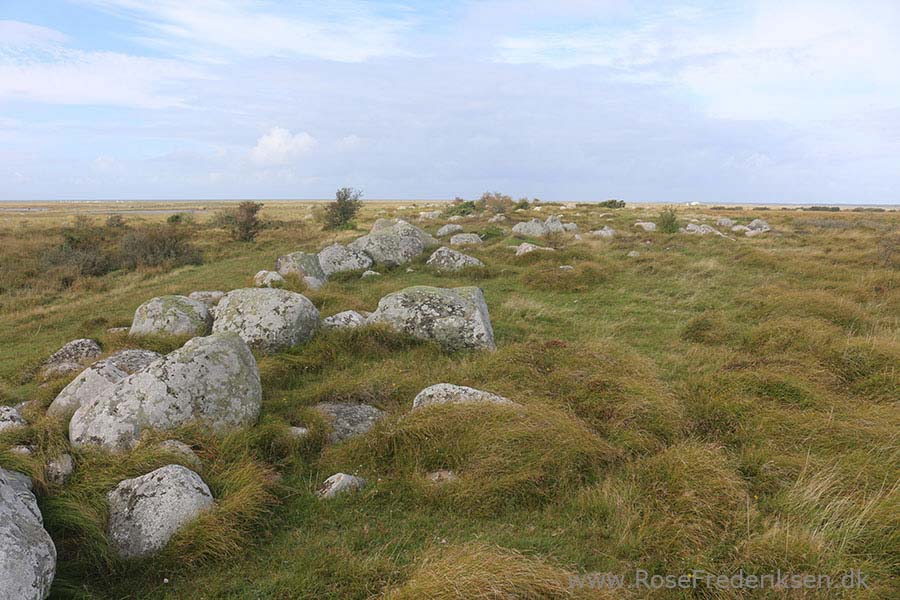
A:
[317,473,365,499]
[514,242,554,256]
[70,332,261,451]
[275,250,326,280]
[426,247,484,272]
[322,310,369,330]
[412,383,514,409]
[449,233,482,246]
[436,224,463,237]
[512,218,548,238]
[107,465,213,558]
[40,338,102,379]
[48,349,162,419]
[129,296,212,338]
[254,270,285,287]
[314,402,385,443]
[317,243,373,277]
[370,286,495,351]
[0,466,56,600]
[212,288,319,353]
[634,221,657,232]
[590,226,616,238]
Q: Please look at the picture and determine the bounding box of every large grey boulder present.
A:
[212,288,319,353]
[544,215,566,233]
[512,218,549,238]
[275,250,326,281]
[107,465,213,558]
[0,467,56,599]
[0,405,26,432]
[314,402,385,443]
[426,247,484,272]
[317,243,374,277]
[48,349,161,419]
[745,218,771,236]
[348,219,438,266]
[436,224,463,237]
[40,338,102,379]
[70,332,261,451]
[370,286,495,351]
[412,383,514,409]
[129,296,212,338]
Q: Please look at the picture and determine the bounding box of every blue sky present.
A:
[1,0,898,203]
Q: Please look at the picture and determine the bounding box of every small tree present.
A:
[657,205,680,233]
[476,191,513,214]
[324,187,363,230]
[231,201,264,241]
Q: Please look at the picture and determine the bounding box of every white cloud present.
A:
[79,0,414,62]
[0,20,68,47]
[250,127,317,166]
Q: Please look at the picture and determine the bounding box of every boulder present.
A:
[70,332,261,451]
[634,221,657,232]
[514,242,554,256]
[361,270,381,278]
[348,219,438,266]
[0,405,26,432]
[275,250,326,281]
[412,383,514,409]
[317,473,365,499]
[107,465,213,558]
[314,402,385,443]
[488,214,507,223]
[746,219,771,236]
[129,296,212,338]
[187,290,225,308]
[436,224,463,237]
[683,223,723,236]
[317,244,373,277]
[716,217,734,227]
[731,224,750,232]
[48,349,162,419]
[449,233,482,246]
[46,454,74,486]
[253,270,285,287]
[544,215,566,233]
[212,288,319,353]
[418,210,442,220]
[590,226,616,238]
[512,218,548,238]
[158,440,202,470]
[370,286,495,351]
[426,247,484,272]
[0,467,56,600]
[322,310,369,330]
[40,338,102,379]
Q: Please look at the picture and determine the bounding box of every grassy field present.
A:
[1,200,898,599]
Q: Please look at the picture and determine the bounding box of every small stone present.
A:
[253,270,285,287]
[158,440,202,470]
[317,244,373,277]
[187,291,225,308]
[426,247,484,272]
[412,383,514,409]
[627,250,640,257]
[314,402,385,443]
[361,270,381,278]
[0,405,26,433]
[323,310,369,330]
[427,469,458,484]
[449,233,483,246]
[317,473,365,499]
[634,221,657,232]
[436,224,464,238]
[514,242,554,256]
[46,454,74,486]
[559,265,574,270]
[590,226,616,238]
[288,426,310,438]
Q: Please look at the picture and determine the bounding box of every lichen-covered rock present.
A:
[436,224,464,237]
[70,333,261,451]
[634,221,657,232]
[514,242,554,256]
[512,218,548,238]
[314,402,385,443]
[563,222,578,232]
[412,383,514,409]
[48,349,161,419]
[488,214,507,223]
[348,219,437,266]
[590,226,616,238]
[187,290,225,308]
[129,296,212,338]
[449,233,482,246]
[0,467,56,600]
[418,210,442,220]
[253,270,285,287]
[716,217,734,227]
[317,473,365,499]
[40,338,102,379]
[275,250,326,280]
[683,223,723,236]
[322,310,369,330]
[370,286,495,351]
[317,244,373,277]
[0,405,26,432]
[426,247,484,272]
[46,454,74,486]
[107,465,213,558]
[158,440,202,470]
[544,215,566,233]
[746,219,771,236]
[212,288,319,353]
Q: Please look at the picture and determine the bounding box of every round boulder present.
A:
[347,220,438,266]
[0,467,56,599]
[212,288,319,353]
[40,338,102,379]
[436,224,464,237]
[426,247,484,272]
[107,465,213,558]
[314,402,385,443]
[70,333,261,451]
[449,233,483,246]
[129,295,212,338]
[317,243,374,277]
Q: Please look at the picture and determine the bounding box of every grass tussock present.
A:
[324,403,620,515]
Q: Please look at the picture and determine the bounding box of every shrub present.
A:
[166,212,193,225]
[104,215,127,229]
[120,225,201,269]
[442,200,476,217]
[230,201,264,241]
[476,191,513,214]
[597,199,625,208]
[322,187,362,230]
[876,234,898,268]
[656,206,679,233]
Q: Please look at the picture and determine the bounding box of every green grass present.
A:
[0,202,898,598]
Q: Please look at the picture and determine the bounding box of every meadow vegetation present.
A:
[0,200,897,598]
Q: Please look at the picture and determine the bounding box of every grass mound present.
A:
[323,402,619,515]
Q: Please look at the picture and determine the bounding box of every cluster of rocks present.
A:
[512,215,577,238]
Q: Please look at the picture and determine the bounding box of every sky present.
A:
[1,0,899,203]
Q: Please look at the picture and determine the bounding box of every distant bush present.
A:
[597,199,626,208]
[476,191,513,214]
[323,187,362,230]
[802,206,841,212]
[876,234,898,268]
[443,201,476,217]
[120,225,202,270]
[105,214,127,229]
[657,206,680,233]
[851,207,886,212]
[43,217,117,278]
[231,201,264,241]
[479,225,505,241]
[166,212,193,225]
[513,198,530,210]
